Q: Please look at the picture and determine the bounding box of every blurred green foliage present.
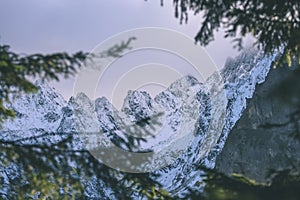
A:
[2,134,300,200]
[0,135,170,199]
[157,0,300,67]
[183,167,300,200]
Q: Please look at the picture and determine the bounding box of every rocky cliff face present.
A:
[215,65,300,183]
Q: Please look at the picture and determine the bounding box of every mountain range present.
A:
[0,49,277,198]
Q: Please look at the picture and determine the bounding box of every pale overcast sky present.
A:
[0,0,251,102]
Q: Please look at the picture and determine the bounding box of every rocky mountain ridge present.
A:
[0,49,277,198]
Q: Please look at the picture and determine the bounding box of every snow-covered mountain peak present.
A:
[2,81,66,132]
[121,90,163,123]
